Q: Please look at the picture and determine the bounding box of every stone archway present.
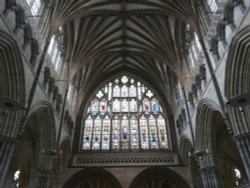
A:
[129,166,191,188]
[225,26,250,182]
[0,30,25,187]
[4,101,57,188]
[195,99,246,188]
[63,167,122,188]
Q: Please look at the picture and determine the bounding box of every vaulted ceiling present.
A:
[47,0,201,112]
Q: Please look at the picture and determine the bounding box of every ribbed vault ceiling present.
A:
[48,0,199,110]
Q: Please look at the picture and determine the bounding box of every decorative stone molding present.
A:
[72,151,179,167]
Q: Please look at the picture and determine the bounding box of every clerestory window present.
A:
[81,75,169,151]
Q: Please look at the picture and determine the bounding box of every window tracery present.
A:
[82,75,169,151]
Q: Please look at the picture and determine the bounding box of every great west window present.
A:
[81,75,169,151]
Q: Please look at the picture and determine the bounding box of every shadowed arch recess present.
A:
[129,166,191,188]
[63,167,122,188]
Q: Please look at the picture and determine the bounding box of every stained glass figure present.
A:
[121,116,129,149]
[140,115,149,149]
[113,85,120,97]
[130,99,137,112]
[121,85,128,97]
[130,116,138,149]
[151,98,158,112]
[121,99,128,112]
[129,85,136,97]
[102,116,110,150]
[112,116,120,149]
[149,115,158,149]
[158,115,168,148]
[113,99,120,112]
[143,99,150,112]
[92,116,101,150]
[91,99,98,113]
[82,116,93,150]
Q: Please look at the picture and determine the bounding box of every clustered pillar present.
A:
[0,136,17,187]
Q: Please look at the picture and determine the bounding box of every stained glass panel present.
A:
[82,75,169,151]
[121,76,128,84]
[121,99,128,112]
[113,99,120,112]
[121,85,128,97]
[121,116,129,149]
[130,99,137,112]
[158,115,168,148]
[143,99,150,112]
[149,115,158,149]
[140,115,149,149]
[113,85,120,97]
[112,116,120,149]
[129,85,136,97]
[82,116,92,150]
[151,98,158,112]
[100,98,107,113]
[102,116,110,150]
[92,116,101,150]
[91,99,98,113]
[130,116,139,149]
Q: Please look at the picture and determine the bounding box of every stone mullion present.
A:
[0,137,17,188]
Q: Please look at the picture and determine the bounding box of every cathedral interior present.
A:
[0,0,250,188]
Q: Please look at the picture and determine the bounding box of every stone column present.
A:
[200,167,223,188]
[233,132,250,181]
[0,136,17,188]
[198,154,224,188]
[28,152,54,188]
[28,169,52,188]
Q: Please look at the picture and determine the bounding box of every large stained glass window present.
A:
[82,75,169,151]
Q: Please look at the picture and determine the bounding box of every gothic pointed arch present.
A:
[195,99,246,187]
[225,26,250,135]
[27,101,57,153]
[0,30,25,137]
[79,73,171,152]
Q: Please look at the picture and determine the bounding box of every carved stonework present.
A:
[72,152,179,167]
